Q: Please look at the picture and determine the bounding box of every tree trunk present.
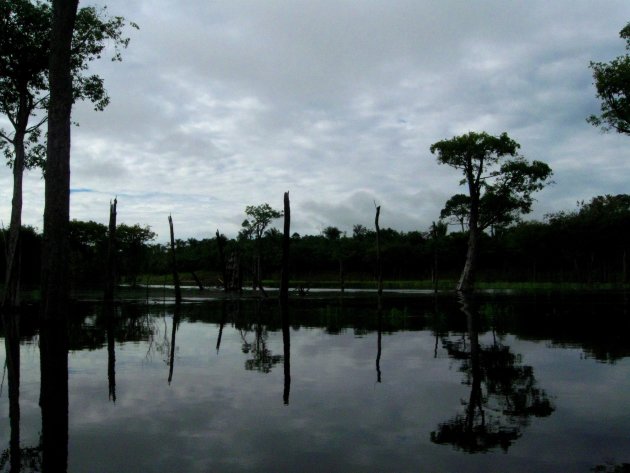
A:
[457,228,479,292]
[40,4,77,471]
[41,0,78,322]
[280,192,290,303]
[3,130,26,309]
[168,215,182,305]
[216,230,228,292]
[104,198,117,303]
[374,205,383,308]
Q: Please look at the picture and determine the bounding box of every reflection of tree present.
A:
[2,310,21,471]
[168,307,180,385]
[240,323,282,373]
[591,462,630,473]
[431,294,554,453]
[281,302,291,405]
[39,318,69,471]
[104,304,117,402]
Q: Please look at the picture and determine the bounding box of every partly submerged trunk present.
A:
[41,0,78,322]
[457,191,480,293]
[457,227,479,292]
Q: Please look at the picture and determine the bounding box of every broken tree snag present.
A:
[374,204,383,306]
[104,198,117,303]
[280,191,291,304]
[216,229,228,292]
[168,214,182,305]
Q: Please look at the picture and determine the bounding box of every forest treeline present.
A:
[3,193,629,289]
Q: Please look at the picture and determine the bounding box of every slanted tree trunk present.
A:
[168,215,182,305]
[457,191,480,292]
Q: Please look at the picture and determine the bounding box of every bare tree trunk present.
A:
[216,230,228,292]
[280,192,290,303]
[104,198,117,303]
[374,205,383,308]
[168,215,182,305]
[39,4,77,471]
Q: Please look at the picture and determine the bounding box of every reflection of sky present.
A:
[1,316,629,472]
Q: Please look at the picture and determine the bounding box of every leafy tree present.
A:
[430,131,552,292]
[117,224,156,286]
[240,203,283,293]
[0,0,137,308]
[588,22,630,134]
[440,194,470,232]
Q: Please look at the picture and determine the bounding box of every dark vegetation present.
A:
[2,193,629,292]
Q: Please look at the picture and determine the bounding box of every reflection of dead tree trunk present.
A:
[376,309,382,383]
[104,198,117,303]
[282,302,291,405]
[280,192,290,304]
[2,310,21,470]
[168,307,180,385]
[105,304,117,402]
[168,215,182,305]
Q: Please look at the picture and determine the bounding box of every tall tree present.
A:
[430,131,552,292]
[588,22,630,134]
[39,2,78,471]
[0,0,136,308]
[240,203,282,295]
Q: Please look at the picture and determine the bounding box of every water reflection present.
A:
[281,301,291,405]
[1,310,23,472]
[1,294,629,472]
[39,317,68,472]
[430,294,554,453]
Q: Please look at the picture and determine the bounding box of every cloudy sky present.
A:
[2,0,630,242]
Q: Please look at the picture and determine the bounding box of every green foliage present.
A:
[0,0,137,167]
[588,22,630,134]
[431,131,553,232]
[240,203,283,241]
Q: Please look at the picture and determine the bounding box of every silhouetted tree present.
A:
[430,131,552,292]
[0,0,136,308]
[588,22,630,135]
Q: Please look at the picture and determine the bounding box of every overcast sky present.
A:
[2,0,630,242]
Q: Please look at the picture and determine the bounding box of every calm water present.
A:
[1,292,630,472]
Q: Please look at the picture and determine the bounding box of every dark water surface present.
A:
[1,292,630,472]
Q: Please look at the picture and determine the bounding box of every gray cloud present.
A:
[1,0,629,240]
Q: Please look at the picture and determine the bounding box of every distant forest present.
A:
[3,193,629,290]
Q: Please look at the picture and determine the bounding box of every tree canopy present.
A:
[430,131,552,291]
[588,21,630,134]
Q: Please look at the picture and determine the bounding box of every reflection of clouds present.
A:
[7,308,630,472]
